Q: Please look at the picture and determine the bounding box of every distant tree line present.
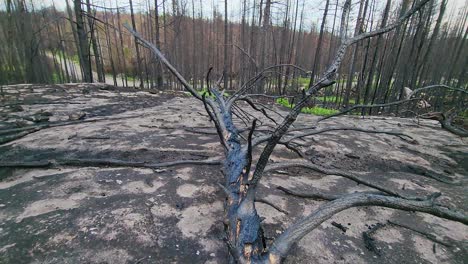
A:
[0,0,466,112]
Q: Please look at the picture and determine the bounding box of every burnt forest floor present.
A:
[0,83,467,264]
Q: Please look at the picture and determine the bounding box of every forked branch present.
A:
[267,192,467,262]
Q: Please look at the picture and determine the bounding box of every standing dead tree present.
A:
[124,0,467,263]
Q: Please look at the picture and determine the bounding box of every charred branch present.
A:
[267,192,467,262]
[286,126,415,143]
[0,158,222,169]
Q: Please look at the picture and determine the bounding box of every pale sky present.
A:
[5,0,468,30]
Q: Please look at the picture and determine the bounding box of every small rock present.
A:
[345,153,360,159]
[210,253,216,257]
[116,180,123,185]
[153,168,167,173]
[196,250,200,255]
[31,114,50,123]
[39,111,53,117]
[69,112,86,121]
[0,204,6,208]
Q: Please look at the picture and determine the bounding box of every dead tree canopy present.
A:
[124,0,468,262]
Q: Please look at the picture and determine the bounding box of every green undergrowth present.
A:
[460,109,468,118]
[276,98,339,116]
[314,95,358,105]
[184,88,229,98]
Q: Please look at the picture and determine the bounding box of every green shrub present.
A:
[314,95,358,104]
[276,98,339,116]
[460,109,468,118]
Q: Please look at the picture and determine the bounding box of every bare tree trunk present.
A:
[104,8,117,86]
[417,0,447,87]
[364,0,391,111]
[380,0,411,105]
[248,0,259,81]
[356,0,375,106]
[73,0,93,82]
[55,16,71,83]
[343,0,367,107]
[309,0,330,85]
[223,0,229,90]
[191,0,198,89]
[257,0,272,93]
[116,8,128,87]
[152,0,164,88]
[276,0,290,94]
[85,0,105,83]
[129,0,144,88]
[65,0,84,80]
[282,0,301,94]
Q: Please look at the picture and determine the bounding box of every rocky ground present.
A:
[0,83,466,264]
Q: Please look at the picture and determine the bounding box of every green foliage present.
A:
[53,49,79,64]
[126,75,137,82]
[460,109,468,119]
[314,95,358,105]
[51,72,60,83]
[276,98,339,116]
[197,87,213,98]
[70,54,80,64]
[296,77,310,87]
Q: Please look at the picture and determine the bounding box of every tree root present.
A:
[440,117,468,138]
[0,157,222,169]
[0,115,143,146]
[0,101,85,107]
[286,126,416,144]
[255,198,289,215]
[266,161,404,197]
[387,220,453,247]
[406,165,456,184]
[276,186,341,200]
